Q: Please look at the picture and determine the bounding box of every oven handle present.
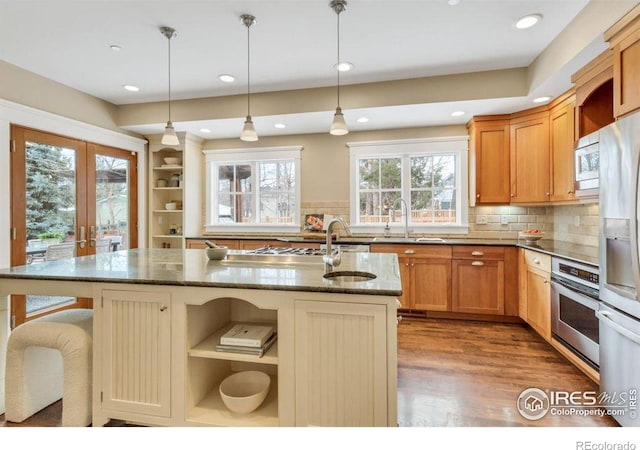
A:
[596,310,640,345]
[550,278,600,304]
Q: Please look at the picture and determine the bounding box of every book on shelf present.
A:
[216,333,277,357]
[220,323,275,347]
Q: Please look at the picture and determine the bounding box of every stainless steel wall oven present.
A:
[550,257,600,369]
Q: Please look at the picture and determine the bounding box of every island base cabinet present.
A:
[99,290,172,419]
[294,300,392,426]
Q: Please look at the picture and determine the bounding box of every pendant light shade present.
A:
[330,107,348,135]
[160,26,179,146]
[240,14,258,142]
[329,0,348,136]
[241,115,258,141]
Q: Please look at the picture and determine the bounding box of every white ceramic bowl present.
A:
[165,202,177,210]
[206,246,228,260]
[163,157,181,165]
[219,371,271,414]
[519,231,544,243]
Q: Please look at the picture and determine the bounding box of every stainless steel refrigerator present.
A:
[598,111,640,427]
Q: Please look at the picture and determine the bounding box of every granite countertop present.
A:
[188,234,599,266]
[0,249,402,297]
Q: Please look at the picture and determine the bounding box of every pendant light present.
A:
[240,14,258,142]
[160,26,179,146]
[329,0,348,136]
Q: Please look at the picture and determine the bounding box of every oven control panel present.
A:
[558,262,599,285]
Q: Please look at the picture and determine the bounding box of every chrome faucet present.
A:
[323,217,352,273]
[391,198,410,239]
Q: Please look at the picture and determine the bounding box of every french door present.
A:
[9,126,138,327]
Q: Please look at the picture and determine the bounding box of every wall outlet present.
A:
[476,215,488,225]
[501,215,509,225]
[574,216,581,227]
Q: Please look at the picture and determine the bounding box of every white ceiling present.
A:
[0,0,614,139]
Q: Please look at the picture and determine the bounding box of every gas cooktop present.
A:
[248,246,327,256]
[223,245,332,265]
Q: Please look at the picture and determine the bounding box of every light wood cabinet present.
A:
[510,110,550,203]
[549,93,577,202]
[371,244,452,311]
[606,4,640,118]
[452,247,505,315]
[294,300,389,426]
[518,249,551,341]
[100,290,172,418]
[467,116,511,205]
[148,133,203,249]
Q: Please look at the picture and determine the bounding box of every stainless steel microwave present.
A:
[574,130,599,197]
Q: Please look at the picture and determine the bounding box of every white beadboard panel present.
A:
[295,300,387,426]
[102,290,171,417]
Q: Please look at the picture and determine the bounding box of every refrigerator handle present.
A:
[631,144,640,300]
[597,310,640,345]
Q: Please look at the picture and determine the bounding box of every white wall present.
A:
[0,99,146,415]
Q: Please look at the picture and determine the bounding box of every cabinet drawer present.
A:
[371,244,452,258]
[523,249,551,272]
[452,246,505,260]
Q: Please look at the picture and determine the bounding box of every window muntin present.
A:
[204,147,301,231]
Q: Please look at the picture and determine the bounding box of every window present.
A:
[348,137,469,234]
[204,146,302,232]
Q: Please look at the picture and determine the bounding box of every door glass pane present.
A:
[25,140,77,314]
[96,154,130,251]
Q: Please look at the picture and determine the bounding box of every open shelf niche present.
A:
[185,297,279,426]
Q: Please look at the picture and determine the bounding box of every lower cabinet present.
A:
[519,249,552,341]
[452,259,504,315]
[294,300,389,427]
[100,290,172,418]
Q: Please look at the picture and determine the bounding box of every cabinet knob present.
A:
[397,315,403,324]
[567,190,574,194]
[404,249,415,254]
[533,258,540,264]
[546,192,550,196]
[159,305,167,312]
[511,194,515,198]
[411,264,415,267]
[476,194,480,198]
[544,279,549,284]
[471,251,484,256]
[471,261,485,267]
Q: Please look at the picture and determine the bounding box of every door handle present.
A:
[89,226,96,247]
[77,226,86,249]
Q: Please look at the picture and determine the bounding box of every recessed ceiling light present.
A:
[110,44,122,51]
[448,0,461,5]
[515,14,542,30]
[533,96,551,103]
[218,74,235,83]
[123,85,139,92]
[200,128,211,133]
[451,111,465,117]
[357,117,369,123]
[274,123,286,129]
[334,62,354,72]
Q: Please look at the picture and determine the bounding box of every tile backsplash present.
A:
[301,201,600,247]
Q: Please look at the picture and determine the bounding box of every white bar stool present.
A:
[5,309,93,426]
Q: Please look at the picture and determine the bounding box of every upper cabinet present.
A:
[467,116,511,205]
[549,92,577,202]
[571,49,614,138]
[509,109,550,203]
[605,3,640,118]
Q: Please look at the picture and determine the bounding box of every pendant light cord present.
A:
[167,33,172,122]
[247,23,251,116]
[336,11,341,108]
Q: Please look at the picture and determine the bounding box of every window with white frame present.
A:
[348,137,469,234]
[204,146,301,232]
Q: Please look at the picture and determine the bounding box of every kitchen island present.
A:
[0,248,402,427]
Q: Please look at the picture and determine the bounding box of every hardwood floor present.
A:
[398,318,617,427]
[0,318,618,427]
